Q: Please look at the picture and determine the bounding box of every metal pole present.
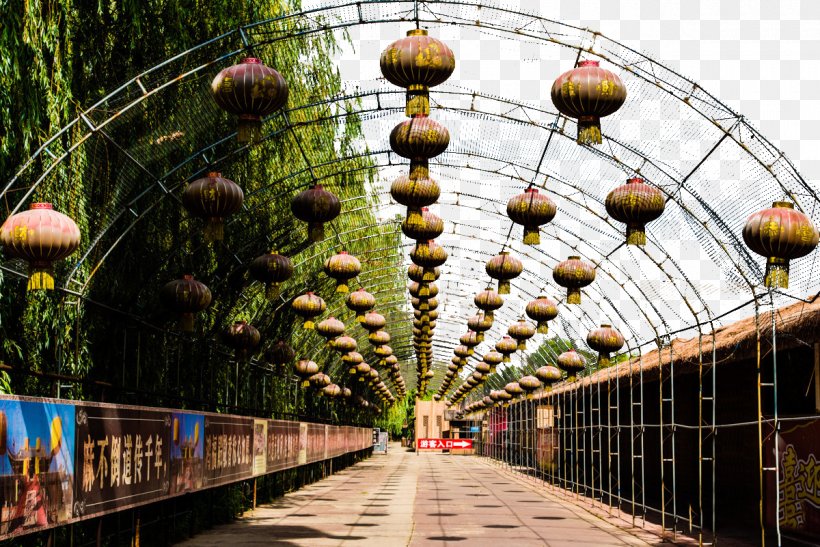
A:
[771,290,781,547]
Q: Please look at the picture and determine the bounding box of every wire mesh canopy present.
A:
[3,0,818,396]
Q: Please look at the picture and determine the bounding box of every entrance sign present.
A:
[417,438,473,449]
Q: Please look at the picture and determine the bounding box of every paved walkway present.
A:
[176,444,655,546]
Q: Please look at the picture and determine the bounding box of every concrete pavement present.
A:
[176,444,656,546]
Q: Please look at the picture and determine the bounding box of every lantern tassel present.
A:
[537,322,549,335]
[405,207,424,228]
[301,380,310,388]
[626,224,647,246]
[28,268,55,291]
[336,281,350,293]
[265,283,281,301]
[566,288,582,305]
[303,320,315,330]
[237,116,262,144]
[422,268,437,282]
[577,116,602,145]
[567,375,578,383]
[598,354,611,368]
[203,218,225,242]
[503,355,511,363]
[307,222,325,243]
[765,257,790,289]
[523,226,541,245]
[498,280,511,295]
[406,85,430,117]
[356,312,366,323]
[517,340,526,351]
[179,313,195,333]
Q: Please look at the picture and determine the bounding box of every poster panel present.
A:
[169,412,204,494]
[203,415,252,487]
[298,423,308,465]
[266,420,299,473]
[306,424,327,464]
[252,420,267,477]
[0,398,75,539]
[765,418,820,538]
[73,405,171,519]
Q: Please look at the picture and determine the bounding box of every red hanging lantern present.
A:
[291,185,341,243]
[474,287,504,319]
[249,251,293,300]
[495,336,518,363]
[294,358,319,388]
[182,172,244,242]
[291,291,326,329]
[525,296,558,334]
[519,376,541,399]
[410,241,448,281]
[380,29,456,116]
[467,312,493,342]
[556,349,586,382]
[160,275,212,332]
[485,251,523,295]
[391,173,441,229]
[211,57,289,143]
[222,321,261,360]
[324,251,361,293]
[460,331,480,354]
[408,281,438,299]
[390,115,450,161]
[605,178,665,246]
[342,351,364,367]
[0,202,81,291]
[475,362,491,375]
[586,324,625,368]
[316,317,346,344]
[369,330,391,347]
[265,340,295,367]
[553,256,595,305]
[333,335,358,354]
[482,350,504,372]
[742,201,819,288]
[535,366,563,390]
[508,319,536,351]
[323,384,342,398]
[362,310,386,332]
[504,382,524,399]
[506,188,557,245]
[345,288,376,322]
[551,60,626,145]
[402,207,444,241]
[408,264,439,283]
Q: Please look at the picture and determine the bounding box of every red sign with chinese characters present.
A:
[417,438,473,450]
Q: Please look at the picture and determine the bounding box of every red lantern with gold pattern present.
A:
[587,324,625,368]
[182,172,244,242]
[605,178,665,246]
[362,310,386,333]
[295,358,319,388]
[495,336,518,363]
[519,375,541,399]
[557,349,586,382]
[467,312,493,343]
[485,251,523,295]
[504,382,524,399]
[1,202,81,291]
[291,185,341,243]
[249,251,293,300]
[390,115,450,161]
[402,207,444,241]
[508,319,536,351]
[211,57,289,143]
[551,60,626,145]
[553,256,595,304]
[292,291,326,329]
[408,263,439,283]
[324,251,361,293]
[333,335,358,354]
[159,275,212,332]
[392,174,441,229]
[535,366,563,390]
[506,188,557,245]
[474,287,504,319]
[460,331,480,354]
[475,361,491,375]
[410,241,448,281]
[222,320,260,360]
[743,201,819,288]
[525,296,559,334]
[345,288,376,322]
[369,330,391,347]
[380,29,456,116]
[265,340,295,368]
[316,317,346,344]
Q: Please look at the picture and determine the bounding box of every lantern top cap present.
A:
[525,187,539,193]
[407,29,428,36]
[600,323,612,328]
[31,202,53,210]
[773,201,794,209]
[338,250,348,255]
[578,60,600,67]
[241,57,262,64]
[206,171,222,178]
[568,255,581,260]
[182,274,194,280]
[626,177,644,184]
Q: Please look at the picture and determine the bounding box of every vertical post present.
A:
[770,290,781,547]
[755,304,765,547]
